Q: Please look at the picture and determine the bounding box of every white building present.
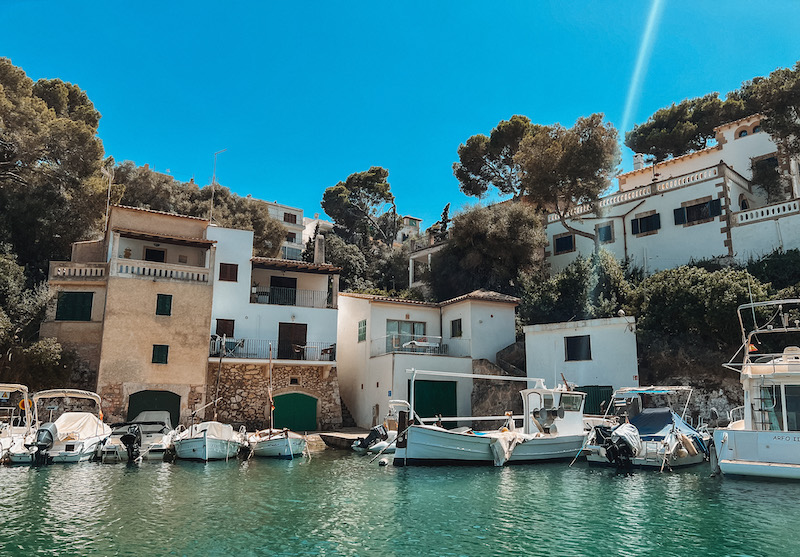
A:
[259,200,306,260]
[524,317,639,413]
[336,290,519,428]
[547,114,800,273]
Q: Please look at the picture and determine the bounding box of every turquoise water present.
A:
[1,450,799,556]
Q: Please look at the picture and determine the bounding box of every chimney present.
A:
[633,153,644,171]
[314,235,326,264]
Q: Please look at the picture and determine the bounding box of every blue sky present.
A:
[4,1,800,228]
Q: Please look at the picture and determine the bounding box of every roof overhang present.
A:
[114,227,215,249]
[251,257,341,275]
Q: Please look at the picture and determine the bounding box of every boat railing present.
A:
[729,405,745,423]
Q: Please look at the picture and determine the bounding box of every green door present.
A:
[576,385,614,415]
[127,390,181,428]
[273,393,317,432]
[409,380,457,426]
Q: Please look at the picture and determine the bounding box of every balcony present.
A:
[112,258,210,283]
[209,337,337,362]
[49,262,108,282]
[250,286,332,308]
[370,334,471,358]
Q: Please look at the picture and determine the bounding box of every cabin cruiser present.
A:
[0,383,35,463]
[394,370,605,466]
[173,421,246,461]
[713,299,800,479]
[248,428,307,459]
[9,389,111,464]
[583,386,711,469]
[100,411,176,463]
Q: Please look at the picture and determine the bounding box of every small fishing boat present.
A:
[10,389,111,465]
[100,410,176,463]
[352,424,397,454]
[583,386,710,469]
[0,383,35,463]
[713,298,800,479]
[248,429,306,459]
[173,421,246,461]
[394,370,604,467]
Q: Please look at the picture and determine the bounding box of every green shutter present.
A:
[156,294,172,316]
[710,198,722,217]
[631,218,640,235]
[152,345,169,364]
[55,292,93,321]
[674,207,687,225]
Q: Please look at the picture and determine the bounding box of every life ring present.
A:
[18,398,31,410]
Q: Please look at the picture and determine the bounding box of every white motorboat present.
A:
[713,298,800,479]
[352,425,397,454]
[0,383,35,463]
[100,410,176,463]
[9,389,111,464]
[173,421,245,461]
[248,428,307,459]
[583,386,711,469]
[394,370,603,466]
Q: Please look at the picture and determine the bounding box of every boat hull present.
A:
[174,436,241,461]
[250,436,306,459]
[585,443,707,468]
[714,428,800,479]
[395,425,586,466]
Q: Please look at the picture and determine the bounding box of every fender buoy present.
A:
[680,433,698,456]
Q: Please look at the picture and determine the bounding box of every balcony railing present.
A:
[113,258,210,283]
[250,286,331,308]
[49,262,108,281]
[209,338,336,361]
[736,200,800,225]
[370,334,470,358]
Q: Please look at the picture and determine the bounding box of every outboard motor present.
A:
[606,423,641,468]
[26,422,58,465]
[353,424,388,452]
[120,424,142,462]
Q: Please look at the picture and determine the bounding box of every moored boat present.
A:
[583,386,710,469]
[713,299,800,479]
[0,383,35,463]
[173,421,245,461]
[100,410,176,463]
[248,428,306,459]
[394,370,604,467]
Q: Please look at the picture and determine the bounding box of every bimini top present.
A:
[0,383,29,395]
[33,389,102,406]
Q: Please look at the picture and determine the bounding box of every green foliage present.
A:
[747,61,800,155]
[428,202,546,300]
[0,58,106,282]
[349,287,426,301]
[453,115,540,198]
[747,249,800,290]
[626,266,770,348]
[321,167,396,246]
[324,234,370,291]
[365,242,410,292]
[114,161,285,258]
[515,114,620,238]
[518,250,631,324]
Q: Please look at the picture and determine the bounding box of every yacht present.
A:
[713,299,800,479]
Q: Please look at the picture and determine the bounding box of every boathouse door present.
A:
[409,380,457,428]
[127,390,181,428]
[273,393,317,431]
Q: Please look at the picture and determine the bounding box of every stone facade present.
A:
[470,359,524,429]
[206,361,342,431]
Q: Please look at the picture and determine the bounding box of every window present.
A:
[553,233,575,255]
[739,130,748,138]
[216,319,235,338]
[281,246,302,260]
[219,263,238,282]
[596,223,614,244]
[178,254,188,264]
[358,319,367,342]
[55,292,93,321]
[631,213,661,235]
[152,344,169,364]
[283,212,297,224]
[286,232,297,243]
[565,335,591,361]
[156,294,172,316]
[560,393,584,412]
[386,319,426,351]
[451,318,462,338]
[753,125,762,134]
[144,248,166,262]
[674,199,722,225]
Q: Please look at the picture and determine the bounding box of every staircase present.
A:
[339,397,357,428]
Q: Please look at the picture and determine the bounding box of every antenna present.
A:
[210,149,227,221]
[100,165,114,231]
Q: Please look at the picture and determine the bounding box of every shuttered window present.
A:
[631,213,661,235]
[152,344,169,364]
[219,263,238,282]
[156,294,172,316]
[55,292,93,321]
[675,199,722,225]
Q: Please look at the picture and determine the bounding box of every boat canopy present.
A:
[182,421,236,441]
[615,386,693,396]
[629,408,699,440]
[33,389,102,406]
[0,383,30,395]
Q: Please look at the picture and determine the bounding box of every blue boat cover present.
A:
[628,408,707,453]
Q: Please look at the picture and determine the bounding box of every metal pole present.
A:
[210,149,227,221]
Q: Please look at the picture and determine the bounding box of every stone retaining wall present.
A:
[206,362,342,431]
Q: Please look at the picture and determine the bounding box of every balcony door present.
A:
[270,276,297,306]
[278,322,307,359]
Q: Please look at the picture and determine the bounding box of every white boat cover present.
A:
[179,421,237,441]
[53,412,111,440]
[130,411,173,430]
[489,431,527,466]
[611,423,642,457]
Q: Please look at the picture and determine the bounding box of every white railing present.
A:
[546,166,720,224]
[736,200,800,225]
[49,262,108,280]
[251,286,331,308]
[370,334,471,358]
[113,259,210,282]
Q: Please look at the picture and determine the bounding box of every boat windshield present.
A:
[560,393,583,412]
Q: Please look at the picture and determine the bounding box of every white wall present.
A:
[336,296,372,425]
[524,317,639,390]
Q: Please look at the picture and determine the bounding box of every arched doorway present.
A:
[273,393,317,432]
[127,390,181,428]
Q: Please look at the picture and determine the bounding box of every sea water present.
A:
[1,450,798,556]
